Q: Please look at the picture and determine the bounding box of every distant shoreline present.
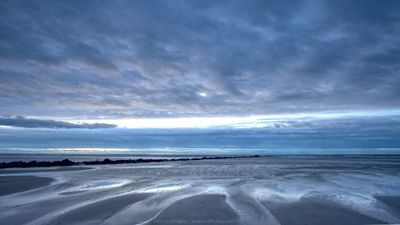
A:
[0,155,261,169]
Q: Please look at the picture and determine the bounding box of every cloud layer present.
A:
[0,116,116,129]
[0,0,399,118]
[1,115,399,152]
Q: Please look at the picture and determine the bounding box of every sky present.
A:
[0,1,400,153]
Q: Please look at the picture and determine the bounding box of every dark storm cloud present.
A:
[0,0,399,118]
[0,116,116,128]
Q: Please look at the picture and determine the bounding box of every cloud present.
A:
[0,116,116,129]
[0,0,399,118]
[0,114,399,152]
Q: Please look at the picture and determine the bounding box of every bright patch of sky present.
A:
[69,109,400,129]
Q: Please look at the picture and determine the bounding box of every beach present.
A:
[0,155,399,225]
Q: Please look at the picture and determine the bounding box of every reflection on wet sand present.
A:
[0,156,400,225]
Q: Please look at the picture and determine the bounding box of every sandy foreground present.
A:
[0,175,53,196]
[0,156,400,225]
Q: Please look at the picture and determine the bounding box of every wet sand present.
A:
[376,195,400,210]
[148,194,241,225]
[0,156,399,225]
[375,195,400,219]
[46,193,152,225]
[0,167,92,174]
[262,196,384,225]
[0,175,53,196]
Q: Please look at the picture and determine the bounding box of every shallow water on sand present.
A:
[0,155,400,225]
